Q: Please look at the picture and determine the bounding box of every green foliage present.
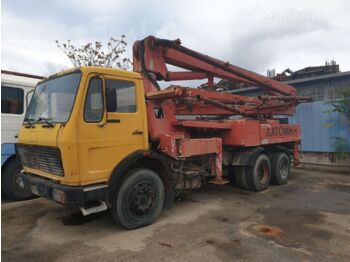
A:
[323,87,350,153]
[323,88,350,123]
[56,35,132,69]
[331,137,348,153]
[322,123,333,128]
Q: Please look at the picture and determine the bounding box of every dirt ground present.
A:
[2,169,350,262]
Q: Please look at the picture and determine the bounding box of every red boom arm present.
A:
[133,36,310,116]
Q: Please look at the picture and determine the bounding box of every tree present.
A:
[324,88,350,123]
[56,35,132,69]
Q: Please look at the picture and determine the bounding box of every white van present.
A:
[1,70,43,200]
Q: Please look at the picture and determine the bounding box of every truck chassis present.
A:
[17,36,311,229]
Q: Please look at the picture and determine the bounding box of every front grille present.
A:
[16,144,64,176]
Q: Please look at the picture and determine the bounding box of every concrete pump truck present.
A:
[16,36,310,229]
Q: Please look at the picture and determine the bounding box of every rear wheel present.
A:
[271,153,290,185]
[234,166,249,190]
[111,168,164,229]
[246,154,271,192]
[2,158,34,200]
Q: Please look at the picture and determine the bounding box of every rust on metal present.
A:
[132,35,306,185]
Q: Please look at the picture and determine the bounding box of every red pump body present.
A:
[132,36,309,183]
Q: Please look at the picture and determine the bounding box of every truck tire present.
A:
[234,166,249,190]
[111,168,165,229]
[246,154,271,192]
[2,158,34,200]
[271,153,290,185]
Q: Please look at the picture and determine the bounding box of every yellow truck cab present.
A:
[17,67,167,228]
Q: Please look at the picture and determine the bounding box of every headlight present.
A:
[52,188,66,204]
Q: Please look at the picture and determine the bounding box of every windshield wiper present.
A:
[23,118,35,128]
[36,117,54,127]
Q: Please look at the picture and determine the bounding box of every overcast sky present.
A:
[2,0,350,79]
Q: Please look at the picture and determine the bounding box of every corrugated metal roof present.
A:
[228,70,350,94]
[285,71,350,85]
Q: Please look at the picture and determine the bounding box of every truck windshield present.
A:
[25,72,81,123]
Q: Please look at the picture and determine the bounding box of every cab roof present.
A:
[40,66,142,83]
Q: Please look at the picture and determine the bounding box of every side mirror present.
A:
[26,89,34,109]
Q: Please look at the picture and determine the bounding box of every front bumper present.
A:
[19,173,107,208]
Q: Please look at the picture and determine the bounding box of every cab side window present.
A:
[1,86,24,114]
[84,78,103,122]
[106,80,136,113]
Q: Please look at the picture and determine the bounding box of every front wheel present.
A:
[2,158,34,200]
[111,168,165,229]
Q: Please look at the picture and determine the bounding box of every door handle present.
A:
[132,130,143,135]
[107,119,120,123]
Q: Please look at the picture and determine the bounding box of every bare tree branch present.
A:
[56,35,132,69]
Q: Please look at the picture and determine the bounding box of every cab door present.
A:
[78,73,148,185]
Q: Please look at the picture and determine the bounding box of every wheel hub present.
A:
[14,170,25,189]
[258,164,268,184]
[279,160,289,179]
[128,183,156,216]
